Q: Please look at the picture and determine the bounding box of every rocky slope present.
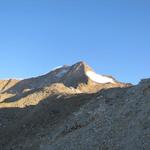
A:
[0,62,129,107]
[0,61,128,93]
[0,62,149,150]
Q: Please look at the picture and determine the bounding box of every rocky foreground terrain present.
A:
[0,62,149,150]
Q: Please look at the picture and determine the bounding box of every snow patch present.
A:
[51,66,63,71]
[56,69,69,78]
[86,71,115,84]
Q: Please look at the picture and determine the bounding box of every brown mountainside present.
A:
[1,62,148,150]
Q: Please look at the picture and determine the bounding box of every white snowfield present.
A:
[86,71,115,84]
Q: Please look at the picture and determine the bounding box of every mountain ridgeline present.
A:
[0,61,129,94]
[0,61,149,150]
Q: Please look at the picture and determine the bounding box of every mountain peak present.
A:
[74,61,89,67]
[71,61,116,84]
[71,61,93,72]
[0,61,130,94]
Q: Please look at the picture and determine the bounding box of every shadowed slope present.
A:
[0,78,149,150]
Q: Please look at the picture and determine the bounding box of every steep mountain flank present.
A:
[0,62,130,107]
[0,61,129,94]
[0,78,149,150]
[1,61,148,150]
[0,79,19,92]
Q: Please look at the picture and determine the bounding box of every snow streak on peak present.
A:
[51,65,70,71]
[86,71,115,84]
[51,66,63,71]
[56,68,70,78]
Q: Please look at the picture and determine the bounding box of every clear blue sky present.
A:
[0,0,150,84]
